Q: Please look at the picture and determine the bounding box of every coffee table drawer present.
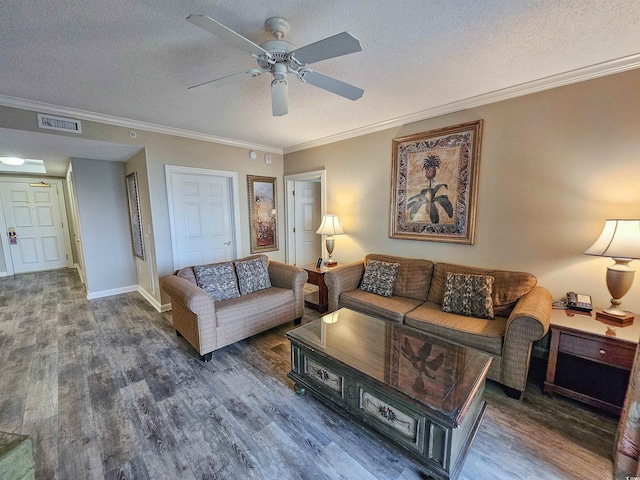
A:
[559,332,635,370]
[357,384,426,454]
[300,352,346,402]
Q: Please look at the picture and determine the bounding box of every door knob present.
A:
[224,241,231,245]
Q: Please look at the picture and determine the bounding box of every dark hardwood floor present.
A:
[0,269,617,479]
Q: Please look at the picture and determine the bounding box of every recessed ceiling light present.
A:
[0,156,25,166]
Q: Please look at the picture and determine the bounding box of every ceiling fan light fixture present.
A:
[0,156,25,166]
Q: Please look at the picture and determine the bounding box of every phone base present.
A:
[595,308,634,326]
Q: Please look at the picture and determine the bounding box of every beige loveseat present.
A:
[162,255,307,361]
[324,253,552,397]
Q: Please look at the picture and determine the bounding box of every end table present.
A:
[301,263,334,313]
[544,308,639,414]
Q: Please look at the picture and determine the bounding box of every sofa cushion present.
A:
[340,289,423,323]
[365,254,434,301]
[405,302,506,356]
[215,287,293,327]
[442,273,495,319]
[428,263,537,317]
[235,256,271,295]
[193,262,240,302]
[359,259,400,297]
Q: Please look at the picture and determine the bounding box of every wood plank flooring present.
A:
[0,269,617,479]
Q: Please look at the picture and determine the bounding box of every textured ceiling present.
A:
[1,0,639,153]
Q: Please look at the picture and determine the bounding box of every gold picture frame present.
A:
[248,175,278,253]
[390,120,483,244]
[125,171,144,260]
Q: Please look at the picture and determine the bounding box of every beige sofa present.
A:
[324,253,552,397]
[162,255,308,361]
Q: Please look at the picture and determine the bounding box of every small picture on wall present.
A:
[248,175,278,253]
[390,120,483,244]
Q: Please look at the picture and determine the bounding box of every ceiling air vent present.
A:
[37,113,82,134]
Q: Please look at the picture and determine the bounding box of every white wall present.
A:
[284,68,640,313]
[71,157,137,294]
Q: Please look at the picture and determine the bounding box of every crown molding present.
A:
[0,95,284,154]
[283,53,640,154]
[2,53,638,157]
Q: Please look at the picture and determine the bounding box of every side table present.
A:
[301,263,334,313]
[544,308,639,415]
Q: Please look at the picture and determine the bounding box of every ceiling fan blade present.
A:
[300,70,364,101]
[271,79,289,116]
[187,15,272,58]
[188,69,264,90]
[290,32,362,65]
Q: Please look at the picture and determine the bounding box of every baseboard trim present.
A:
[0,271,8,278]
[137,285,171,313]
[87,285,138,300]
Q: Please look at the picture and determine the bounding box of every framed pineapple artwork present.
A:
[389,120,483,244]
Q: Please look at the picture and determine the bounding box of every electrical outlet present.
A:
[265,154,272,164]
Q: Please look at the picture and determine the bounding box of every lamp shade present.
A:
[316,214,344,236]
[584,219,640,259]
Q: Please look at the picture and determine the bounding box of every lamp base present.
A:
[595,308,634,326]
[324,260,337,267]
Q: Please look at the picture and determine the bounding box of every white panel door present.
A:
[169,171,235,269]
[0,182,69,273]
[294,181,321,266]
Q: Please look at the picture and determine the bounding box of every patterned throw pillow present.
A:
[442,273,495,319]
[359,260,400,297]
[235,256,272,295]
[193,262,240,302]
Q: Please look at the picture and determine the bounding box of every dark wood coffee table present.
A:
[286,308,492,480]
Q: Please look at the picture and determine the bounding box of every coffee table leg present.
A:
[294,383,307,396]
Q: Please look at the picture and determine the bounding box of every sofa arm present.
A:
[161,275,218,355]
[501,286,552,392]
[162,275,216,316]
[268,261,308,319]
[324,261,365,312]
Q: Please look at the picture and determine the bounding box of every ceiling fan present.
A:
[187,15,364,116]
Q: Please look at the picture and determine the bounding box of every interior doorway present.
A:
[0,177,73,275]
[165,165,242,270]
[285,170,326,266]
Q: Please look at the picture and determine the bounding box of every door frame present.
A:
[284,170,326,265]
[0,176,73,276]
[65,165,87,286]
[165,165,242,270]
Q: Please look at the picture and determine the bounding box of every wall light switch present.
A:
[265,154,272,164]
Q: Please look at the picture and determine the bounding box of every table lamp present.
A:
[316,214,344,266]
[584,219,640,322]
